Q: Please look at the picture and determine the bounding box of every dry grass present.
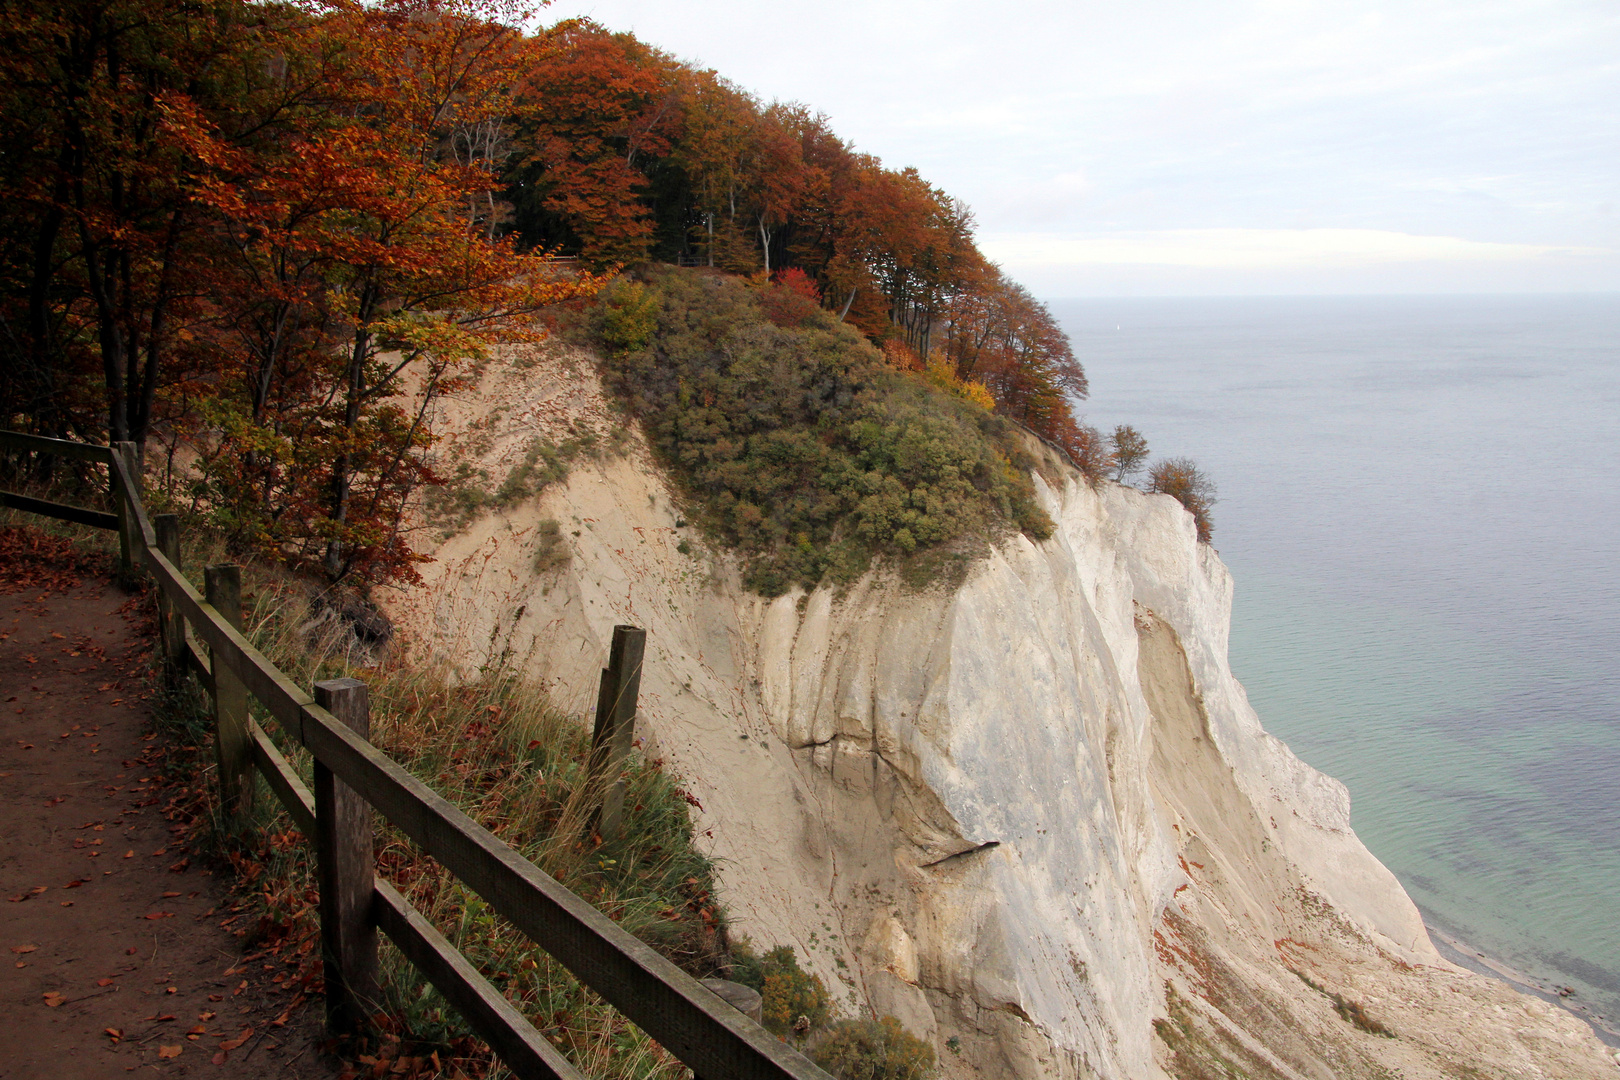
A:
[220,569,726,1079]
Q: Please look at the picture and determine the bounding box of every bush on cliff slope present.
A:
[809,1017,936,1080]
[590,267,1053,595]
[1146,456,1217,543]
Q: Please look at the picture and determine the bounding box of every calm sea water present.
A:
[1050,295,1620,1031]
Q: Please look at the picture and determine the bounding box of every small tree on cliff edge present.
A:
[1110,424,1148,483]
[1147,457,1216,543]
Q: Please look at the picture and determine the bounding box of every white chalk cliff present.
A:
[387,346,1618,1079]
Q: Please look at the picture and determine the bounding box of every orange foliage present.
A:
[163,0,600,584]
[507,19,682,268]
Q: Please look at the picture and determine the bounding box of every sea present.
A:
[1050,294,1620,1040]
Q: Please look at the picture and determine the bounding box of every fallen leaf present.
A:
[198,1011,216,1021]
[166,986,177,994]
[125,947,138,956]
[142,911,174,920]
[97,978,114,987]
[158,1044,182,1059]
[168,858,189,872]
[123,851,134,859]
[10,945,36,954]
[161,891,180,898]
[63,878,87,889]
[59,901,73,907]
[105,1027,122,1041]
[42,992,64,1007]
[141,1013,177,1022]
[150,848,166,857]
[219,1027,252,1052]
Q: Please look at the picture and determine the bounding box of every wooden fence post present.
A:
[112,441,138,586]
[586,625,645,842]
[206,564,253,823]
[313,677,379,1038]
[153,514,185,682]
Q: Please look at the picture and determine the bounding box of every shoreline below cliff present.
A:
[1427,922,1620,1049]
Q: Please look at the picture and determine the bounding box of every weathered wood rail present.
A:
[0,430,830,1080]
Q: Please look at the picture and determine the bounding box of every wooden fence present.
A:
[0,431,830,1080]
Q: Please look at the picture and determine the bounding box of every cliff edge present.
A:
[384,344,1616,1079]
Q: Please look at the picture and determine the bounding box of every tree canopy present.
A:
[501,19,1094,461]
[0,2,1115,588]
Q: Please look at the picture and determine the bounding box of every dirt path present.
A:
[0,546,338,1078]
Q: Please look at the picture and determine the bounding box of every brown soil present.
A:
[0,550,339,1078]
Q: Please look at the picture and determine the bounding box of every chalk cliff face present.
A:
[388,347,1617,1080]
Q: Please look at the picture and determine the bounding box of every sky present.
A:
[536,0,1620,296]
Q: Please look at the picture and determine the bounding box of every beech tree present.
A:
[0,0,255,449]
[1147,457,1216,542]
[506,19,682,268]
[671,70,760,268]
[1110,425,1149,482]
[1,0,598,586]
[167,0,597,584]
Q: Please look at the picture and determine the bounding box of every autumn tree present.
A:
[1147,457,1216,542]
[1110,424,1148,482]
[160,0,598,584]
[505,19,683,268]
[0,0,263,450]
[671,70,765,270]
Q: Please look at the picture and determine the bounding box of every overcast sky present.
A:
[538,0,1619,295]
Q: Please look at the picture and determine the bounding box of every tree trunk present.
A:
[82,243,130,444]
[325,325,370,581]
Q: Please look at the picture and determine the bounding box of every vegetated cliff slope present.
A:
[386,344,1617,1080]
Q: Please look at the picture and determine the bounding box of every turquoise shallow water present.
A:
[1050,295,1620,1030]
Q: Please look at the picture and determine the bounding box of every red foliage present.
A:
[772,267,821,304]
[754,268,819,328]
[510,19,682,268]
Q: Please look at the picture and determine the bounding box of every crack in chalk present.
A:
[922,840,1000,868]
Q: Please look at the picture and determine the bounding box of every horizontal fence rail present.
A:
[1,432,834,1080]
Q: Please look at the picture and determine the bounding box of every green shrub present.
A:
[590,267,1052,595]
[809,1016,936,1080]
[727,942,831,1037]
[533,517,570,573]
[600,279,662,356]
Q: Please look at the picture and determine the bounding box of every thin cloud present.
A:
[978,229,1605,270]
